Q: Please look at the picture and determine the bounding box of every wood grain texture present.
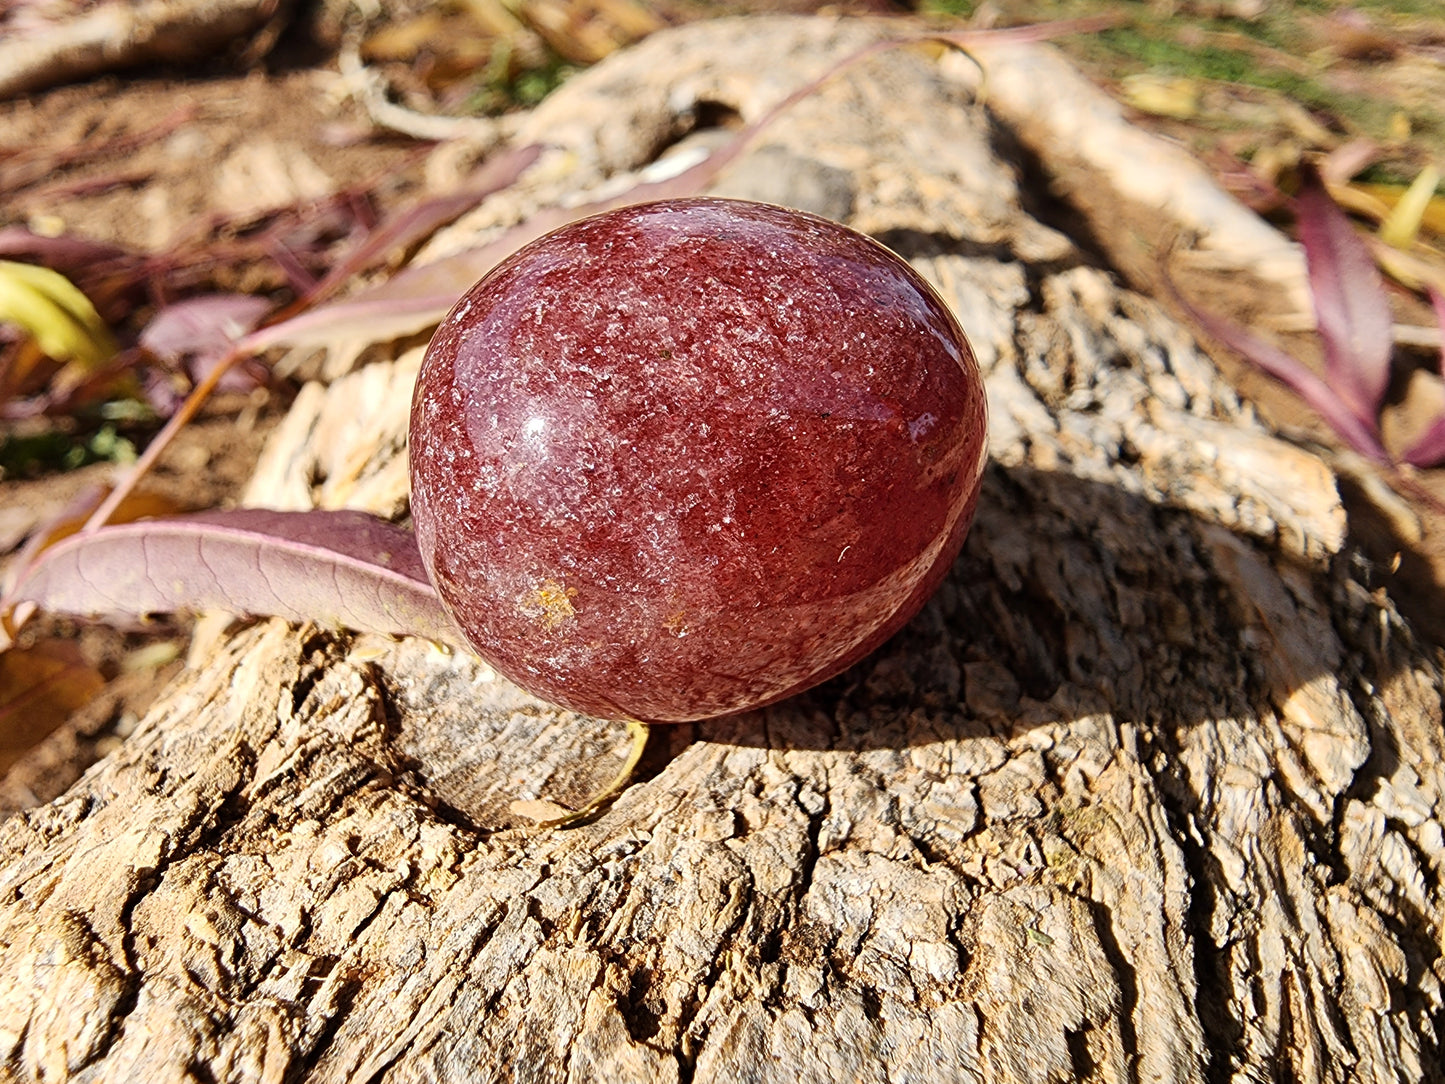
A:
[2,17,1442,1083]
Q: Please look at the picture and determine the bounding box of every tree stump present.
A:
[3,17,1443,1083]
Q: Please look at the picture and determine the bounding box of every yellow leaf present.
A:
[1370,239,1445,295]
[1327,181,1393,223]
[1120,73,1201,120]
[0,260,116,369]
[1379,165,1443,249]
[1331,179,1445,238]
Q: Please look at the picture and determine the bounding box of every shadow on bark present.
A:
[694,459,1380,753]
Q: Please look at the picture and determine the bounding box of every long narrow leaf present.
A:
[300,143,544,308]
[4,509,464,648]
[243,140,757,353]
[139,293,273,397]
[1172,282,1390,463]
[1295,165,1394,425]
[0,227,134,271]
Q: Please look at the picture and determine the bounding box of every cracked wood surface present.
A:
[3,17,1444,1084]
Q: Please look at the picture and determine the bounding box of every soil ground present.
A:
[2,0,1444,807]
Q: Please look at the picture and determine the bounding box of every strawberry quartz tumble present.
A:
[409,198,987,722]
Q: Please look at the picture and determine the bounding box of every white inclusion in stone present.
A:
[908,413,937,440]
[523,417,546,438]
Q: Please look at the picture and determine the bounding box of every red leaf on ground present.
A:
[303,143,543,307]
[1171,279,1390,463]
[244,141,751,353]
[0,227,133,270]
[1294,165,1394,426]
[141,294,273,365]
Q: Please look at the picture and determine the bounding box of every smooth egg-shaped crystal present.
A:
[409,198,987,722]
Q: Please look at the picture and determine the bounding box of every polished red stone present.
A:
[409,198,987,722]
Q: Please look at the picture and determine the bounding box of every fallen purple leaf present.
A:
[266,238,321,295]
[243,199,649,353]
[141,294,273,364]
[140,293,274,393]
[1172,282,1390,464]
[243,263,476,352]
[1294,164,1394,426]
[30,168,153,202]
[246,69,864,353]
[4,509,464,648]
[0,226,133,270]
[1401,418,1445,469]
[302,143,544,308]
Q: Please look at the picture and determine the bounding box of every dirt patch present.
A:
[1,65,433,265]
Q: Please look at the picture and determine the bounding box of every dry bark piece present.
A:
[0,0,281,100]
[1,17,1441,1084]
[955,38,1310,313]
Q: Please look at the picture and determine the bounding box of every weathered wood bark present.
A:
[3,17,1443,1083]
[0,0,282,100]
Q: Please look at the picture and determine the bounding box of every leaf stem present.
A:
[82,344,247,534]
[533,720,652,829]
